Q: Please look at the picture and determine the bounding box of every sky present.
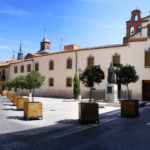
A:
[0,0,150,60]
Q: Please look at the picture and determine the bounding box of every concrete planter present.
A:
[2,90,8,97]
[79,102,99,124]
[11,95,17,106]
[24,102,42,120]
[16,97,29,110]
[7,91,13,100]
[121,100,139,118]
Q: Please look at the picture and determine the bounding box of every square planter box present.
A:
[2,90,8,97]
[24,102,42,120]
[79,102,99,124]
[121,100,139,118]
[16,98,29,110]
[11,95,17,106]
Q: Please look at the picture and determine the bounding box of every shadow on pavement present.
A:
[7,116,25,120]
[2,108,17,111]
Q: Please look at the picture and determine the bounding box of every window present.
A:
[112,53,120,66]
[87,56,94,67]
[134,15,138,21]
[138,26,142,33]
[130,26,134,35]
[35,63,39,71]
[49,60,54,70]
[27,64,31,72]
[49,78,54,87]
[147,25,150,37]
[66,77,72,87]
[145,51,150,67]
[14,66,18,74]
[20,65,24,73]
[66,58,72,69]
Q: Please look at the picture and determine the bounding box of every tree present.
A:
[80,65,105,102]
[73,73,80,100]
[25,71,45,101]
[13,76,27,96]
[119,65,139,99]
[4,80,13,91]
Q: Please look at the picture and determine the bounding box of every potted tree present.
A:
[14,76,29,110]
[79,65,105,124]
[3,80,13,97]
[8,79,19,105]
[24,71,45,120]
[119,65,139,118]
[73,73,81,100]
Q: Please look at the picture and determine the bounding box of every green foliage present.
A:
[80,65,105,88]
[80,65,105,101]
[4,80,13,90]
[119,65,139,85]
[25,71,45,90]
[73,73,80,99]
[13,75,27,90]
[119,65,139,99]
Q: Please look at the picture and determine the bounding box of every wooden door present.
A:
[142,80,150,101]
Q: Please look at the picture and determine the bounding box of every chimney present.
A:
[64,44,80,51]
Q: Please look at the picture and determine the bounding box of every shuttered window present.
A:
[14,66,18,74]
[49,78,54,87]
[49,60,54,70]
[67,58,72,69]
[148,25,150,37]
[66,77,72,87]
[145,51,150,67]
[87,56,94,67]
[35,63,39,71]
[27,64,31,72]
[113,54,120,66]
[20,65,24,73]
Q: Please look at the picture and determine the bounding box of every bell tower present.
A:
[126,9,142,37]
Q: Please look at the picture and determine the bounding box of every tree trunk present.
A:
[89,88,92,102]
[126,84,130,99]
[32,89,35,102]
[118,82,121,99]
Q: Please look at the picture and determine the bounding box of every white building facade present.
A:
[2,9,150,101]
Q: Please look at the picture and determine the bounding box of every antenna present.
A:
[135,6,139,10]
[12,50,15,59]
[43,27,47,38]
[59,37,63,50]
[19,40,22,53]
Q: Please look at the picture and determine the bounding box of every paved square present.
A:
[1,97,150,150]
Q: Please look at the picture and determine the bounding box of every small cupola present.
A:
[40,36,51,50]
[38,35,51,54]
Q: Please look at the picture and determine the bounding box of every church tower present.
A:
[126,9,142,37]
[17,41,23,60]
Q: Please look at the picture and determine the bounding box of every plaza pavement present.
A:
[0,96,150,150]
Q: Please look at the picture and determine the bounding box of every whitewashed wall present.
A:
[9,39,150,99]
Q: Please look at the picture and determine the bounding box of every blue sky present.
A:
[0,0,150,60]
